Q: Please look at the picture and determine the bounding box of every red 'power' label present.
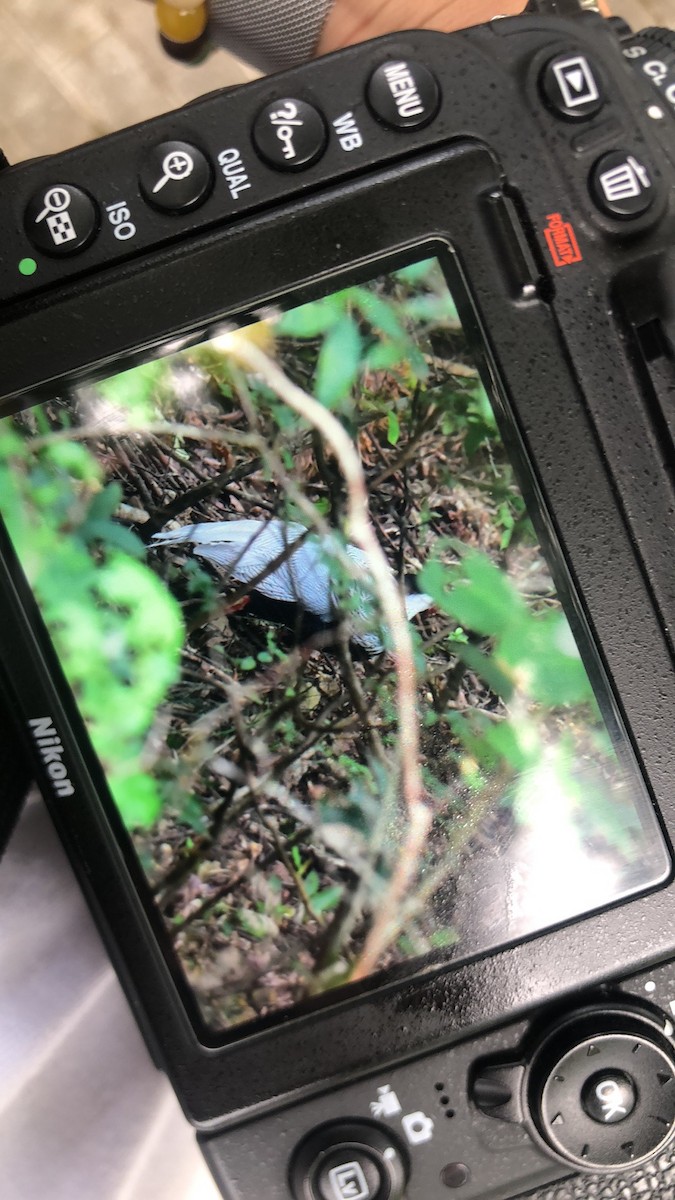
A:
[543,212,583,267]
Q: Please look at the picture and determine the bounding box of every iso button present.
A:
[25,184,98,256]
[367,61,440,129]
[590,149,655,218]
[541,53,605,119]
[139,140,213,212]
[252,99,327,170]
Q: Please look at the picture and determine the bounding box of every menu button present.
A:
[367,60,440,129]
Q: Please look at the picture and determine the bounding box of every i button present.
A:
[25,184,98,257]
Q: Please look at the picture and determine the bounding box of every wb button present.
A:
[25,184,98,257]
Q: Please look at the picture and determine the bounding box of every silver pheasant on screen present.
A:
[150,517,432,653]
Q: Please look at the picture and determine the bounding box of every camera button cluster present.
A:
[138,140,213,212]
[540,53,605,120]
[24,184,98,257]
[252,98,327,170]
[590,148,655,217]
[366,61,440,129]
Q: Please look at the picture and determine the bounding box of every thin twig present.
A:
[219,333,432,981]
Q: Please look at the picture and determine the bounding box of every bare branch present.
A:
[219,332,433,980]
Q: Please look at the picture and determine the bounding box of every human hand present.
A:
[149,0,612,71]
[317,0,528,56]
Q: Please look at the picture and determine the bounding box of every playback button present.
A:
[139,140,213,212]
[541,53,605,120]
[24,184,98,256]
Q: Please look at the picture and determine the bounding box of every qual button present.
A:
[139,140,213,213]
[367,60,440,129]
[25,183,98,257]
[252,98,327,171]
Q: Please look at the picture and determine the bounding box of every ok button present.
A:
[581,1070,637,1125]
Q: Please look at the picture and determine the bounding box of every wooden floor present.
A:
[0,0,672,165]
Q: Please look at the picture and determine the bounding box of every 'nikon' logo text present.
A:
[28,717,75,797]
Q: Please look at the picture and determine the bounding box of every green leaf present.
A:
[352,288,408,341]
[421,550,527,639]
[305,870,320,898]
[392,258,437,285]
[85,482,123,523]
[363,342,408,372]
[455,642,515,702]
[315,315,362,409]
[313,885,343,914]
[500,612,591,708]
[386,410,401,446]
[276,297,341,338]
[111,772,162,827]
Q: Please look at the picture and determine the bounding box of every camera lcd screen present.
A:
[0,252,669,1037]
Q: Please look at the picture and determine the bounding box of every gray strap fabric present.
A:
[207,0,336,72]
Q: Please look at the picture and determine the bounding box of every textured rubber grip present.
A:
[207,0,335,72]
[515,1147,675,1198]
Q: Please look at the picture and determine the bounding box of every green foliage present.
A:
[275,261,457,415]
[436,381,497,456]
[97,359,170,423]
[0,418,184,827]
[420,546,592,709]
[315,316,363,409]
[419,545,603,818]
[386,410,401,446]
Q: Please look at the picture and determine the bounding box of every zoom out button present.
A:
[24,184,98,256]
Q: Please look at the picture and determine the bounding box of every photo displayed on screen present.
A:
[0,255,668,1035]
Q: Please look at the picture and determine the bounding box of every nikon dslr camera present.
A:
[1,6,675,1199]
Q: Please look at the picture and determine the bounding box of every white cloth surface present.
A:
[0,792,220,1200]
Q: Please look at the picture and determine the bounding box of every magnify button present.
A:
[139,140,213,212]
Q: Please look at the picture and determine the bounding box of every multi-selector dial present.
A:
[473,1003,675,1173]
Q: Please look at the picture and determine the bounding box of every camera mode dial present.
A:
[289,1120,408,1200]
[621,26,675,122]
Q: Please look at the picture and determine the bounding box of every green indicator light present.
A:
[18,257,38,277]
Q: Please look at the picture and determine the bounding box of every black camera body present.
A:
[2,11,675,1200]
